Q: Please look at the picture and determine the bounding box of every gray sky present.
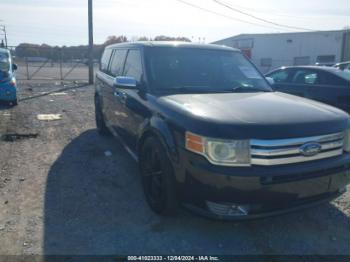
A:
[1,0,350,46]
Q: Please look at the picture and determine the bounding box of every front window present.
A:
[144,47,271,93]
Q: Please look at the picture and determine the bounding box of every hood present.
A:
[157,92,350,139]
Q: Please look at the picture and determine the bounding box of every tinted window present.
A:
[123,49,143,82]
[320,72,348,86]
[269,70,289,83]
[110,49,127,76]
[333,69,350,81]
[100,48,113,73]
[292,69,319,84]
[144,47,271,93]
[0,52,10,72]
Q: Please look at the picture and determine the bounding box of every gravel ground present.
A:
[0,83,349,256]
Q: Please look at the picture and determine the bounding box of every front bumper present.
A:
[0,81,17,101]
[175,149,350,220]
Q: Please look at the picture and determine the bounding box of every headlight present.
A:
[185,132,250,166]
[345,129,350,152]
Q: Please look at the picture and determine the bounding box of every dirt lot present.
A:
[0,83,350,255]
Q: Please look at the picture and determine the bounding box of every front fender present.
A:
[138,116,179,163]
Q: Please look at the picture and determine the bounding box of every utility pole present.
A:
[88,0,94,84]
[0,25,8,48]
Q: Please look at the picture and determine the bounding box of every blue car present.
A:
[0,48,18,106]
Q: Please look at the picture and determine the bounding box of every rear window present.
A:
[292,69,319,84]
[0,52,10,72]
[110,49,128,76]
[333,69,350,82]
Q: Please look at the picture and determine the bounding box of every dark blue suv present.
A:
[95,42,350,220]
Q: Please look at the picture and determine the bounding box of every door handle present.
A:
[114,91,127,103]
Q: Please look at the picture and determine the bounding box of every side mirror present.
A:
[12,64,18,71]
[114,76,138,89]
[266,77,275,86]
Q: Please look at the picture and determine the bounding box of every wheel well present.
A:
[138,128,178,163]
[138,131,157,155]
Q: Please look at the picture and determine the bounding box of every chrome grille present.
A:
[251,132,345,166]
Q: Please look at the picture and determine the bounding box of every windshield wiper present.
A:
[158,86,212,93]
[231,86,270,92]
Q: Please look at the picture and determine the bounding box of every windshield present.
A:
[144,47,271,93]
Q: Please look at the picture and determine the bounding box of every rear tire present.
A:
[95,93,111,136]
[139,136,178,215]
[9,99,17,107]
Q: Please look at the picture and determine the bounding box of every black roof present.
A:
[106,41,239,52]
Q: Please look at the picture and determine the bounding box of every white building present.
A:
[212,30,350,73]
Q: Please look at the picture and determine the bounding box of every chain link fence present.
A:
[8,46,101,83]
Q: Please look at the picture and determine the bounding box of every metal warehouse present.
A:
[213,29,350,73]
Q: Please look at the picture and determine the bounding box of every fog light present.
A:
[206,201,250,216]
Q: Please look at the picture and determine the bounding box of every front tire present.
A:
[139,136,178,215]
[95,93,111,136]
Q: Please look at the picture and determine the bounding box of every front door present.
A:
[116,48,149,151]
[107,48,128,134]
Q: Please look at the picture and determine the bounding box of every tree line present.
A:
[14,35,191,62]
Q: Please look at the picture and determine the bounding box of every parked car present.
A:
[95,42,350,220]
[266,66,350,111]
[0,48,18,106]
[334,61,350,71]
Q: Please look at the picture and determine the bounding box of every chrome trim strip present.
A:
[251,148,343,166]
[107,124,139,162]
[251,140,343,156]
[251,132,344,148]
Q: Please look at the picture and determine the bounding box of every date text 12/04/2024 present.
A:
[127,256,220,261]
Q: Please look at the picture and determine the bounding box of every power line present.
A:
[212,0,315,31]
[174,0,294,31]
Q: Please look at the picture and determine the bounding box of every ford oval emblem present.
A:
[299,142,322,157]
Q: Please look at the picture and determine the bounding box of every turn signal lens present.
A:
[9,78,16,87]
[186,132,204,153]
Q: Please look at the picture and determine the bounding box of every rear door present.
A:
[95,48,113,125]
[308,71,350,110]
[116,48,147,151]
[268,68,308,97]
[287,68,321,98]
